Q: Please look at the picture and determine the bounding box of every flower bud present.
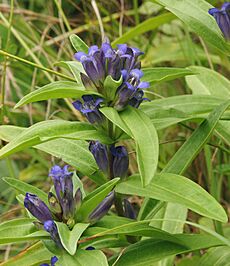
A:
[24,193,52,223]
[123,199,136,220]
[72,96,104,124]
[49,165,75,220]
[89,141,109,175]
[44,220,62,248]
[111,146,129,178]
[88,191,115,222]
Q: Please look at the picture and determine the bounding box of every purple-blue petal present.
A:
[138,81,150,89]
[74,52,88,62]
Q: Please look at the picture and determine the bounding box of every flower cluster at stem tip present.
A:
[72,38,150,125]
[24,165,115,249]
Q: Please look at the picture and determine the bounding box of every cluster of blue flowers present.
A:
[72,39,149,125]
[209,2,230,40]
[24,165,115,248]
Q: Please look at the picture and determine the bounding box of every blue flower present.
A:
[72,95,104,124]
[24,193,52,223]
[89,141,109,175]
[88,191,115,222]
[40,256,58,266]
[49,165,75,220]
[44,220,62,248]
[209,2,230,40]
[114,69,150,111]
[110,145,129,178]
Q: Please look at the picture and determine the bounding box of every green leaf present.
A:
[57,249,108,266]
[198,247,230,266]
[142,67,195,85]
[104,75,122,102]
[70,34,89,53]
[140,95,227,130]
[100,107,132,137]
[91,218,185,245]
[115,234,225,266]
[0,218,48,245]
[78,178,120,222]
[155,0,230,55]
[120,107,159,186]
[112,13,175,46]
[3,177,47,203]
[0,120,113,159]
[163,100,230,174]
[0,125,97,176]
[56,222,89,255]
[55,61,85,83]
[186,66,230,97]
[2,242,52,266]
[115,173,227,222]
[14,81,100,108]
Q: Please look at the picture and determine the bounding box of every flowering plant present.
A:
[0,1,229,265]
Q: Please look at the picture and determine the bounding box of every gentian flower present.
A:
[74,38,149,110]
[111,145,129,178]
[40,256,58,266]
[88,191,115,222]
[89,141,109,175]
[209,2,230,40]
[44,220,62,248]
[24,193,52,223]
[114,69,149,111]
[49,165,75,220]
[123,199,136,220]
[72,95,104,124]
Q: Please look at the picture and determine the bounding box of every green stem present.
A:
[53,0,72,32]
[0,50,75,82]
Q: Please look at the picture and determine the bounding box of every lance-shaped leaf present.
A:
[120,107,159,186]
[142,67,195,85]
[14,81,101,108]
[0,120,113,159]
[0,218,49,245]
[0,125,97,176]
[115,173,227,223]
[70,34,89,53]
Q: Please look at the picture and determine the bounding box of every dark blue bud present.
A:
[49,165,75,220]
[86,246,95,250]
[123,199,136,220]
[89,141,109,175]
[111,145,129,178]
[88,191,115,222]
[209,3,230,40]
[129,90,149,108]
[72,96,104,124]
[24,193,52,223]
[44,220,62,248]
[40,256,58,266]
